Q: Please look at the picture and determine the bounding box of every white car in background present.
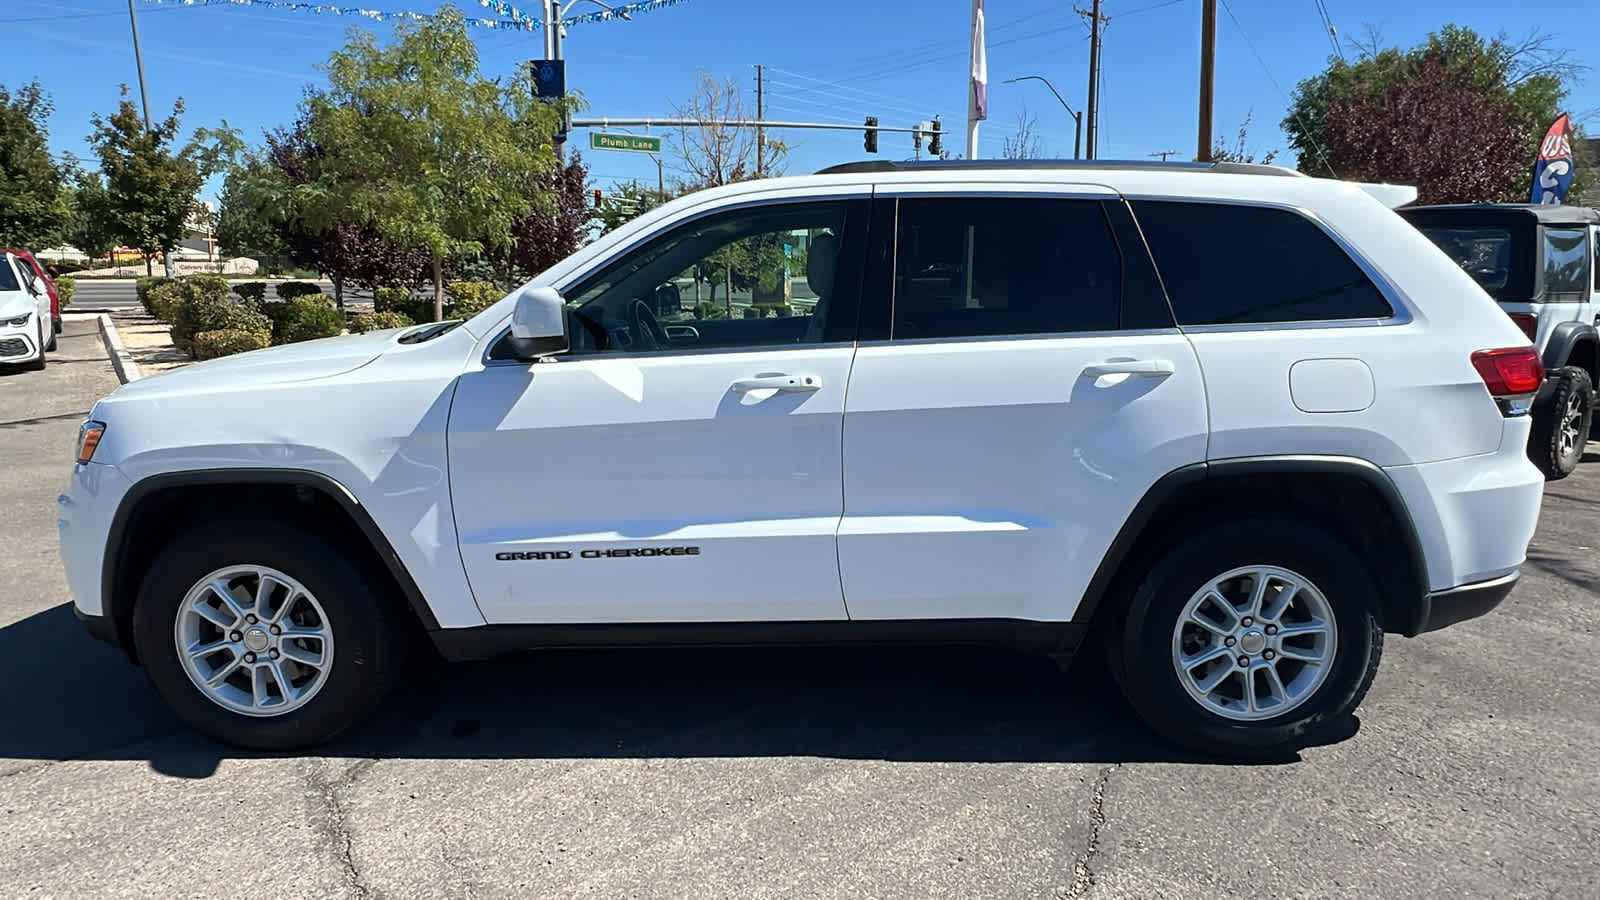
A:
[0,251,51,371]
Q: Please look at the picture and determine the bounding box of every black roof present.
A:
[1400,203,1600,226]
[813,158,1302,178]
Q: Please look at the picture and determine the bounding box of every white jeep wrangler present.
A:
[61,160,1546,757]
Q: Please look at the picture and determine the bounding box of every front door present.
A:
[838,188,1209,622]
[448,195,871,624]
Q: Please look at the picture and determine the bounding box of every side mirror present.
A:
[654,282,681,316]
[508,284,568,361]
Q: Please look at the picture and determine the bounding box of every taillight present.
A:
[1508,313,1537,341]
[1471,348,1544,416]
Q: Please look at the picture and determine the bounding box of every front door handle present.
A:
[731,374,823,393]
[1080,359,1176,378]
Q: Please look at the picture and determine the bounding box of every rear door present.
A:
[837,184,1208,622]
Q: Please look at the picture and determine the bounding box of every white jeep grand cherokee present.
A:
[60,160,1546,757]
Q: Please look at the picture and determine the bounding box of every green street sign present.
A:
[590,132,662,153]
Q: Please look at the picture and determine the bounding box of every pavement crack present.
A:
[313,758,378,900]
[0,760,58,780]
[1063,762,1118,899]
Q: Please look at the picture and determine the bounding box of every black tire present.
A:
[1531,366,1593,480]
[131,520,408,751]
[45,319,57,351]
[1108,519,1383,759]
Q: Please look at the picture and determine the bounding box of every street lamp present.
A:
[1001,75,1082,160]
[543,0,631,60]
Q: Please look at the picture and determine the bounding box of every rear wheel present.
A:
[1109,519,1383,758]
[1532,366,1593,480]
[131,520,407,750]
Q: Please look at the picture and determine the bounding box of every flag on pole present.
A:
[969,0,988,122]
[1530,113,1575,205]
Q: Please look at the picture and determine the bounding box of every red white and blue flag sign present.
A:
[1530,113,1575,205]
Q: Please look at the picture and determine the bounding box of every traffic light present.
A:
[863,116,878,154]
[593,188,603,207]
[913,121,925,153]
[928,117,943,156]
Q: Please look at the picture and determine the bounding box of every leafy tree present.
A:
[1283,25,1586,202]
[65,173,118,263]
[215,158,286,262]
[0,80,70,248]
[482,152,593,281]
[297,5,561,320]
[87,88,227,276]
[595,178,670,234]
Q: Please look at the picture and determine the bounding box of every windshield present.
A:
[1418,226,1511,291]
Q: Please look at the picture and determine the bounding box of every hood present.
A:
[0,290,34,320]
[104,327,406,400]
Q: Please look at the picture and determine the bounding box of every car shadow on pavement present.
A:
[0,604,1358,778]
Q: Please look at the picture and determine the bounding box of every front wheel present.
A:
[1532,366,1593,480]
[1109,520,1383,758]
[131,520,407,750]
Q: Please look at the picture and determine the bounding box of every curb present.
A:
[96,313,142,385]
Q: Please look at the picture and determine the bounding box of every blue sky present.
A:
[9,0,1599,205]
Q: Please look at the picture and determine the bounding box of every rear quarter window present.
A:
[1130,200,1395,326]
[1541,226,1590,301]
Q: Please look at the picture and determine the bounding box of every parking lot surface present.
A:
[2,321,1597,898]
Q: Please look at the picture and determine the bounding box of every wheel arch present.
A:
[1076,456,1431,638]
[102,468,441,662]
[1541,320,1600,383]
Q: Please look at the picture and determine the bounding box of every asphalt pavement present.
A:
[1,324,1597,897]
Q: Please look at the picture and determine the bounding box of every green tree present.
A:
[65,173,119,263]
[1282,25,1586,201]
[88,88,220,276]
[297,5,561,320]
[595,178,671,234]
[0,80,70,248]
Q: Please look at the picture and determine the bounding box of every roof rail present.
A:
[813,158,1305,177]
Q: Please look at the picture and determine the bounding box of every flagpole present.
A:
[966,0,985,159]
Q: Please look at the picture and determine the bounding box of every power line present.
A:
[1311,0,1344,60]
[1216,0,1336,176]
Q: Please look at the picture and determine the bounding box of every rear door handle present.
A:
[731,374,823,393]
[1080,359,1176,378]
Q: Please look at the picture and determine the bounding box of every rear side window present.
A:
[890,197,1121,339]
[1541,226,1589,300]
[1131,200,1394,325]
[1417,226,1511,292]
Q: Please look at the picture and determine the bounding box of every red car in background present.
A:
[4,248,59,349]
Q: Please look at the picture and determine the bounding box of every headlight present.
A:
[76,421,106,465]
[3,314,29,326]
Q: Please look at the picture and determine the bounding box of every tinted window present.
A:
[1542,226,1589,300]
[1132,201,1394,325]
[1418,226,1511,291]
[527,200,860,358]
[0,259,20,293]
[890,197,1120,339]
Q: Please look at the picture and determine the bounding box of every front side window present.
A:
[888,197,1121,340]
[1541,226,1590,301]
[551,200,861,356]
[0,258,20,293]
[1132,200,1395,325]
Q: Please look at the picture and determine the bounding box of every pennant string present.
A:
[136,0,691,31]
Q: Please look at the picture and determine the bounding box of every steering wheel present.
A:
[629,299,671,351]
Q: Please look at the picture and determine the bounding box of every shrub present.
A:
[446,280,501,318]
[56,276,75,307]
[146,274,231,324]
[171,290,272,355]
[349,311,415,333]
[192,329,270,360]
[373,286,412,314]
[693,301,728,320]
[263,294,345,344]
[233,282,268,305]
[274,280,323,301]
[136,276,172,316]
[742,306,761,319]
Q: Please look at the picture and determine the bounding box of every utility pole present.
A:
[1079,1,1109,159]
[755,64,764,176]
[966,0,986,159]
[1198,0,1216,161]
[125,0,152,130]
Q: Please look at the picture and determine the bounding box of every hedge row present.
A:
[141,274,348,360]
